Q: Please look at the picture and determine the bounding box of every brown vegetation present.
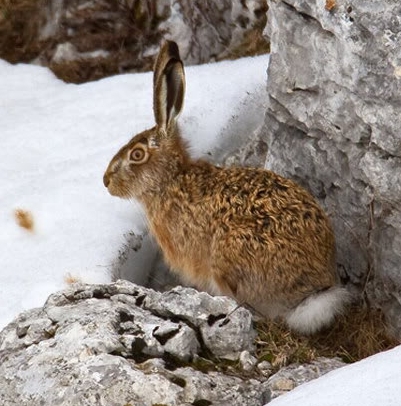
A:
[14,208,35,232]
[0,0,270,83]
[256,303,399,370]
[48,0,163,83]
[0,0,163,83]
[49,54,153,84]
[64,273,82,285]
[0,0,47,63]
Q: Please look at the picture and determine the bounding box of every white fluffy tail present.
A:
[285,287,351,335]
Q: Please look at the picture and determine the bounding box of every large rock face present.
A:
[262,0,401,334]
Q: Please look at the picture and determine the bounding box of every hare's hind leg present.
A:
[212,268,288,320]
[212,270,238,299]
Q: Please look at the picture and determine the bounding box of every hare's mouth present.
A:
[103,174,130,199]
[106,184,130,199]
[106,185,120,197]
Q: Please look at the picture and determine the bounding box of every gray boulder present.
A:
[261,0,401,335]
[0,280,268,406]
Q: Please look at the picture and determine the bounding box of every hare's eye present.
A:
[130,147,147,163]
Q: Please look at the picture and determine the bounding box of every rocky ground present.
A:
[0,280,345,405]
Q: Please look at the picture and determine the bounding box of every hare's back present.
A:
[209,166,330,234]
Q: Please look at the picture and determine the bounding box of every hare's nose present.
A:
[103,173,110,187]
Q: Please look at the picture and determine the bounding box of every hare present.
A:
[103,41,349,335]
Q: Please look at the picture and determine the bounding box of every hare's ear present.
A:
[153,41,185,134]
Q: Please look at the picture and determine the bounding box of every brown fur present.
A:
[104,41,343,333]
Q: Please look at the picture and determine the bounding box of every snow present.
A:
[0,55,268,329]
[266,345,401,406]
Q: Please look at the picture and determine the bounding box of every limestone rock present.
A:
[215,86,269,168]
[143,286,256,359]
[262,0,401,335]
[0,280,265,405]
[240,350,259,371]
[264,357,346,401]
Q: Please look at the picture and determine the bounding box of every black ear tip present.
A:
[165,40,181,60]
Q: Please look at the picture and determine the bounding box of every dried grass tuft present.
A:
[14,208,35,232]
[0,0,47,63]
[64,273,82,285]
[256,303,399,370]
[49,54,154,84]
